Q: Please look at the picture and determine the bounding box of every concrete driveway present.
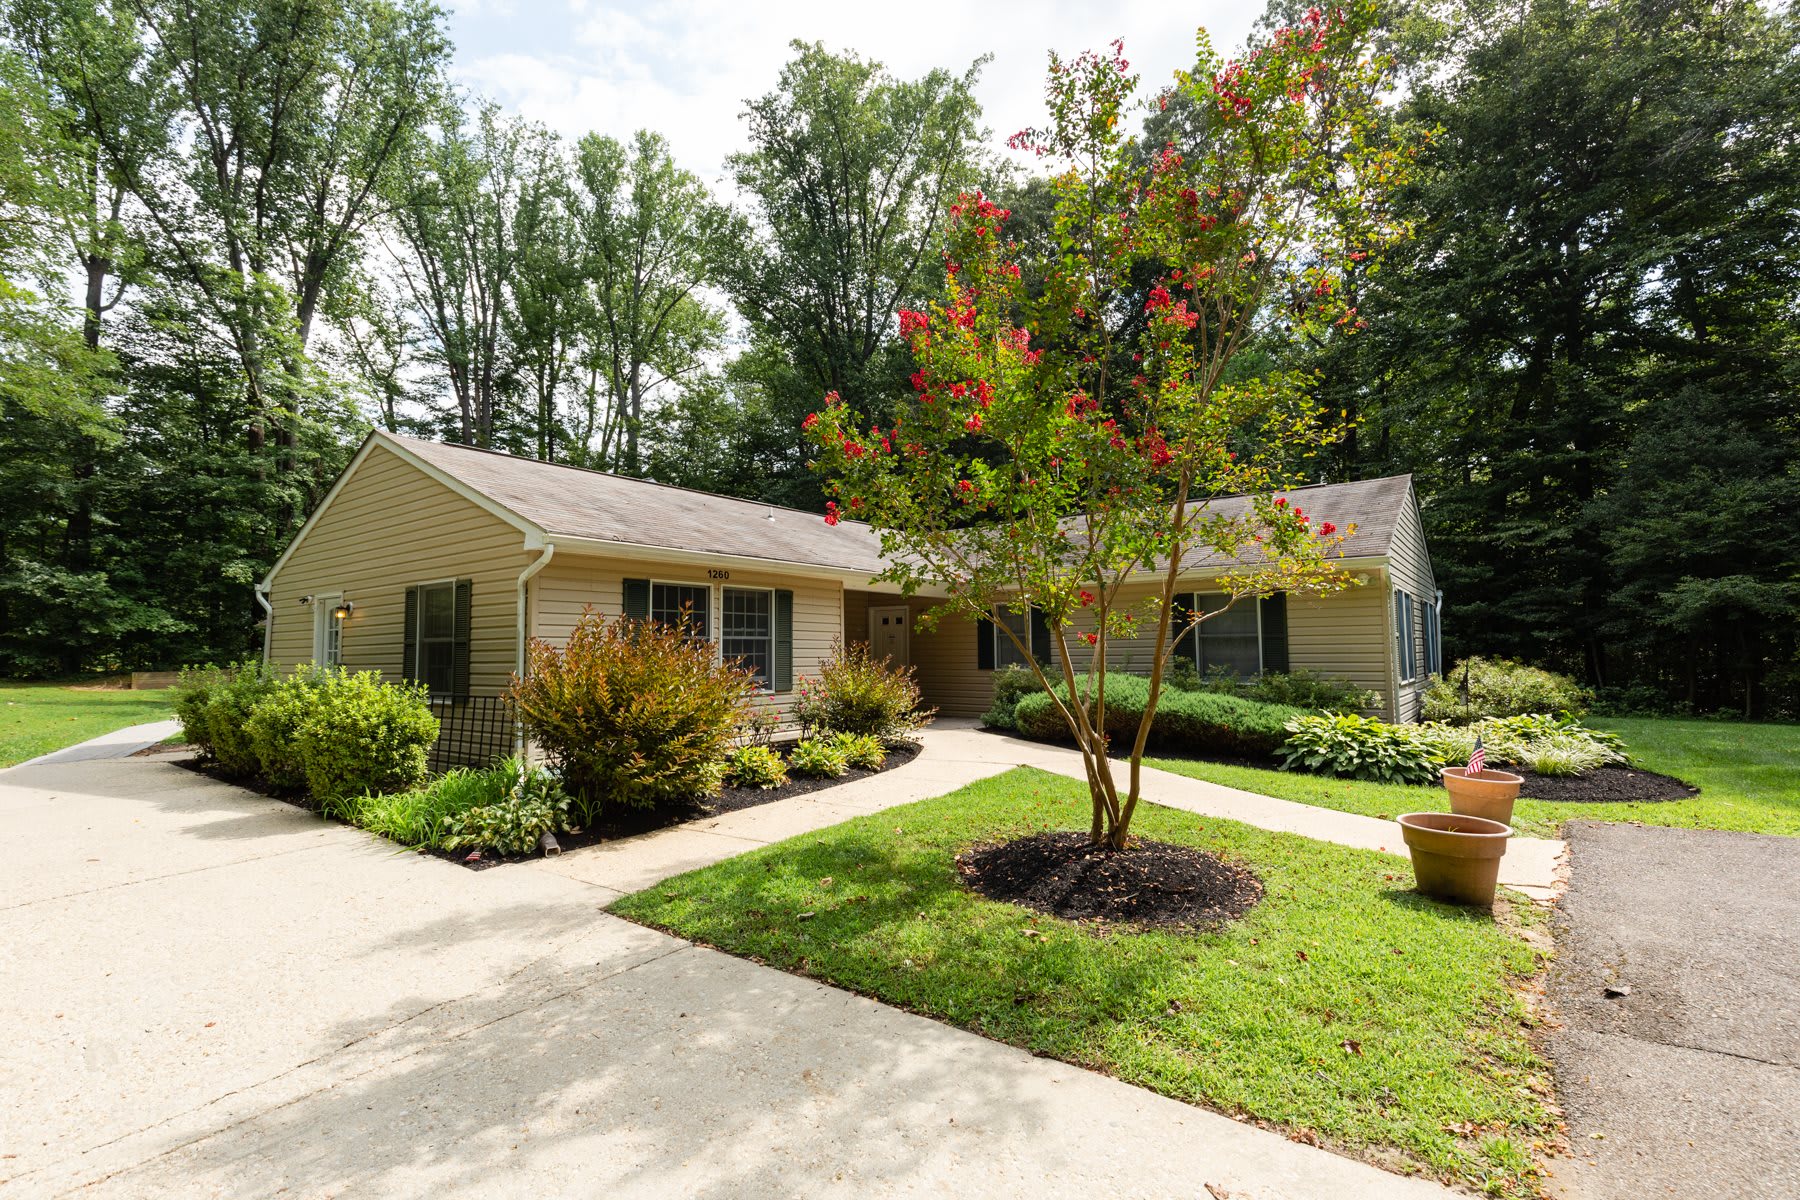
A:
[0,742,1457,1200]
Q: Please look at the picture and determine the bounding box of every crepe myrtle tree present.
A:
[806,6,1420,849]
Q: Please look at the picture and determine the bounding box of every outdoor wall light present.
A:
[298,594,314,605]
[332,601,355,621]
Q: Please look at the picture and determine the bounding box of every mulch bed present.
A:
[441,739,923,871]
[172,740,922,872]
[1515,764,1698,804]
[957,830,1262,930]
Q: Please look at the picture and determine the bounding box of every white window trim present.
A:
[1189,592,1264,676]
[411,577,460,691]
[992,602,1035,670]
[648,577,715,643]
[720,584,776,694]
[312,591,343,666]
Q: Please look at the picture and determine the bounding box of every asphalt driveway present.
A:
[1547,821,1800,1199]
[0,744,1450,1200]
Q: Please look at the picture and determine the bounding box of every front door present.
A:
[868,606,910,666]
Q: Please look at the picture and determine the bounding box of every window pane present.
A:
[652,583,711,639]
[1198,593,1258,637]
[722,589,772,687]
[995,604,1032,669]
[423,641,454,696]
[421,583,455,640]
[1198,636,1261,676]
[1196,593,1259,675]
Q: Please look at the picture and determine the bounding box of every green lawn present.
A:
[614,768,1555,1197]
[1148,716,1800,838]
[0,682,174,768]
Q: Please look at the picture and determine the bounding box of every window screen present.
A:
[418,582,456,695]
[994,604,1033,669]
[722,587,773,688]
[1195,594,1261,676]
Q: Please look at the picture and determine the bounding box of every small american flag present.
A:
[1466,736,1486,777]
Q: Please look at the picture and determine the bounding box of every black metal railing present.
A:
[426,694,517,772]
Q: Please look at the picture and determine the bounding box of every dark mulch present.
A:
[957,830,1262,930]
[1516,764,1698,804]
[174,740,922,872]
[441,739,923,871]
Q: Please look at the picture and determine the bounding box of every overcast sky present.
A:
[445,0,1260,188]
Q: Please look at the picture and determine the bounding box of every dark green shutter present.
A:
[451,578,472,698]
[402,586,419,681]
[976,614,995,670]
[772,589,794,692]
[622,578,650,619]
[1170,592,1198,665]
[1259,593,1289,674]
[1029,604,1053,666]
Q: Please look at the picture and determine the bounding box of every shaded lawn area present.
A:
[0,682,173,768]
[1147,717,1800,838]
[613,767,1555,1197]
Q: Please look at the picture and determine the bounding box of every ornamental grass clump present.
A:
[510,607,754,823]
[794,638,935,739]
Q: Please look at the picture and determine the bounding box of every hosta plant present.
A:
[724,744,789,790]
[1279,713,1439,785]
[788,737,850,779]
[829,731,886,771]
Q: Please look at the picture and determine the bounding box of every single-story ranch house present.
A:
[259,431,1442,744]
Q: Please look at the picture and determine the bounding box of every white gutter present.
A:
[255,583,274,667]
[515,543,556,754]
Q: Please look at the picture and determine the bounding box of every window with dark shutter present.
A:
[621,578,650,620]
[452,579,472,698]
[975,614,995,670]
[1170,592,1199,664]
[1259,593,1289,674]
[411,580,461,697]
[402,586,419,682]
[772,589,794,692]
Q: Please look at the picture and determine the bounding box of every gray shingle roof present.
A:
[389,433,889,574]
[388,433,1412,577]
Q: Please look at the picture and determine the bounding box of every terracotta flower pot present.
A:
[1397,812,1512,908]
[1440,767,1525,825]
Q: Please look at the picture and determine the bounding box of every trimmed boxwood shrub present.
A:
[1012,673,1303,758]
[203,661,278,777]
[171,664,227,755]
[1422,656,1592,724]
[510,608,753,822]
[291,670,438,805]
[244,664,335,791]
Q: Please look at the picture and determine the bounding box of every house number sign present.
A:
[707,569,730,580]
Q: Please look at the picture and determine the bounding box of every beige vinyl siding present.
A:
[266,442,531,695]
[845,590,991,718]
[1288,577,1394,718]
[1386,489,1438,722]
[532,553,843,726]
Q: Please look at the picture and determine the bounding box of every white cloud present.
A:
[449,0,1261,189]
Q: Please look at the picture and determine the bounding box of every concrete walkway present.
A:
[0,731,1463,1199]
[6,718,182,769]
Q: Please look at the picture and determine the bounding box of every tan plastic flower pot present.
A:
[1440,767,1525,825]
[1397,812,1512,908]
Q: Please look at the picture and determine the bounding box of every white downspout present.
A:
[515,543,555,752]
[255,583,274,667]
[1433,588,1445,677]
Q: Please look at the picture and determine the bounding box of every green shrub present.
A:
[1237,669,1380,713]
[981,664,1046,730]
[830,730,886,770]
[203,661,278,777]
[1422,656,1592,724]
[795,639,936,738]
[290,671,438,805]
[334,755,560,848]
[788,737,850,778]
[724,744,789,790]
[511,608,753,823]
[171,664,228,754]
[1279,713,1441,784]
[1012,674,1303,759]
[244,665,334,791]
[441,766,571,856]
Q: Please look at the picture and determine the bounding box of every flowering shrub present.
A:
[510,607,752,822]
[787,737,849,778]
[1014,674,1302,759]
[829,731,886,770]
[802,6,1418,847]
[1279,714,1440,785]
[290,670,438,805]
[724,744,789,790]
[794,639,935,739]
[1422,657,1592,724]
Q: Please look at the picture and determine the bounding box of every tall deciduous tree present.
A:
[808,9,1417,847]
[570,130,731,473]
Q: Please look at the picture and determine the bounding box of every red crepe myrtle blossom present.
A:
[898,310,929,336]
[1079,590,1096,607]
[1080,632,1099,646]
[823,501,840,526]
[1145,285,1173,312]
[965,413,984,432]
[802,412,819,431]
[1274,496,1288,508]
[957,479,974,493]
[1318,521,1337,536]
